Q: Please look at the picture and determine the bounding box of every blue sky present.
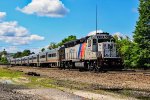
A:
[0,0,139,53]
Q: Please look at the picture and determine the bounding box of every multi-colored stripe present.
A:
[78,44,82,58]
[78,43,86,59]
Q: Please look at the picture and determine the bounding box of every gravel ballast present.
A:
[0,83,42,100]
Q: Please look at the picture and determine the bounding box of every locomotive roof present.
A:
[96,32,109,35]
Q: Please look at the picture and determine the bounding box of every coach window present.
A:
[33,57,36,59]
[41,55,45,58]
[93,39,97,45]
[54,53,56,57]
[48,54,51,57]
[43,55,46,58]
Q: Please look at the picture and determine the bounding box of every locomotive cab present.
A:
[86,33,122,69]
[87,33,118,57]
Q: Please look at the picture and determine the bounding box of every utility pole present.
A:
[96,5,98,34]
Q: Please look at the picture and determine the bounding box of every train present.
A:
[9,32,123,71]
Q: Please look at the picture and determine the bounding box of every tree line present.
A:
[41,35,76,51]
[115,0,150,69]
[0,49,8,64]
[13,50,35,58]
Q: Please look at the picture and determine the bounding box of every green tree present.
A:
[62,35,76,44]
[2,49,7,55]
[133,0,150,68]
[57,35,77,47]
[114,35,135,68]
[22,50,31,56]
[0,57,8,64]
[13,50,31,58]
[48,42,58,50]
[41,48,45,52]
[48,35,76,49]
[13,52,22,58]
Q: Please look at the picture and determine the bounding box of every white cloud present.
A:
[0,21,29,37]
[0,36,44,45]
[0,12,6,20]
[0,12,45,45]
[17,0,69,17]
[87,30,103,36]
[29,35,44,40]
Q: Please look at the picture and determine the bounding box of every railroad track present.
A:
[5,65,150,75]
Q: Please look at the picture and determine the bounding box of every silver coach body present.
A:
[39,51,47,63]
[24,56,29,65]
[47,48,60,66]
[29,55,33,64]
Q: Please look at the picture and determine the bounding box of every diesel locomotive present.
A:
[9,32,122,71]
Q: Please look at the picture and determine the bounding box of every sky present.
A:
[0,0,139,53]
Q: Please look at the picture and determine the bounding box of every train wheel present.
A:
[94,65,99,72]
[59,62,64,69]
[65,62,69,69]
[87,64,94,71]
[68,63,71,70]
[48,64,51,68]
[83,62,88,71]
[62,62,66,70]
[94,61,101,72]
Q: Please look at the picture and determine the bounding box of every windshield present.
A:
[98,39,115,43]
[98,39,109,43]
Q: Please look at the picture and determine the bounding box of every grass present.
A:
[0,67,63,88]
[0,67,55,88]
[0,68,23,78]
[25,77,57,88]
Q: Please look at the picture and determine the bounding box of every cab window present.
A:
[98,39,109,43]
[88,40,91,47]
[93,39,97,45]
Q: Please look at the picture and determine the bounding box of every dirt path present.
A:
[16,88,86,100]
[0,81,132,100]
[0,84,42,100]
[16,88,135,100]
[9,66,150,91]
